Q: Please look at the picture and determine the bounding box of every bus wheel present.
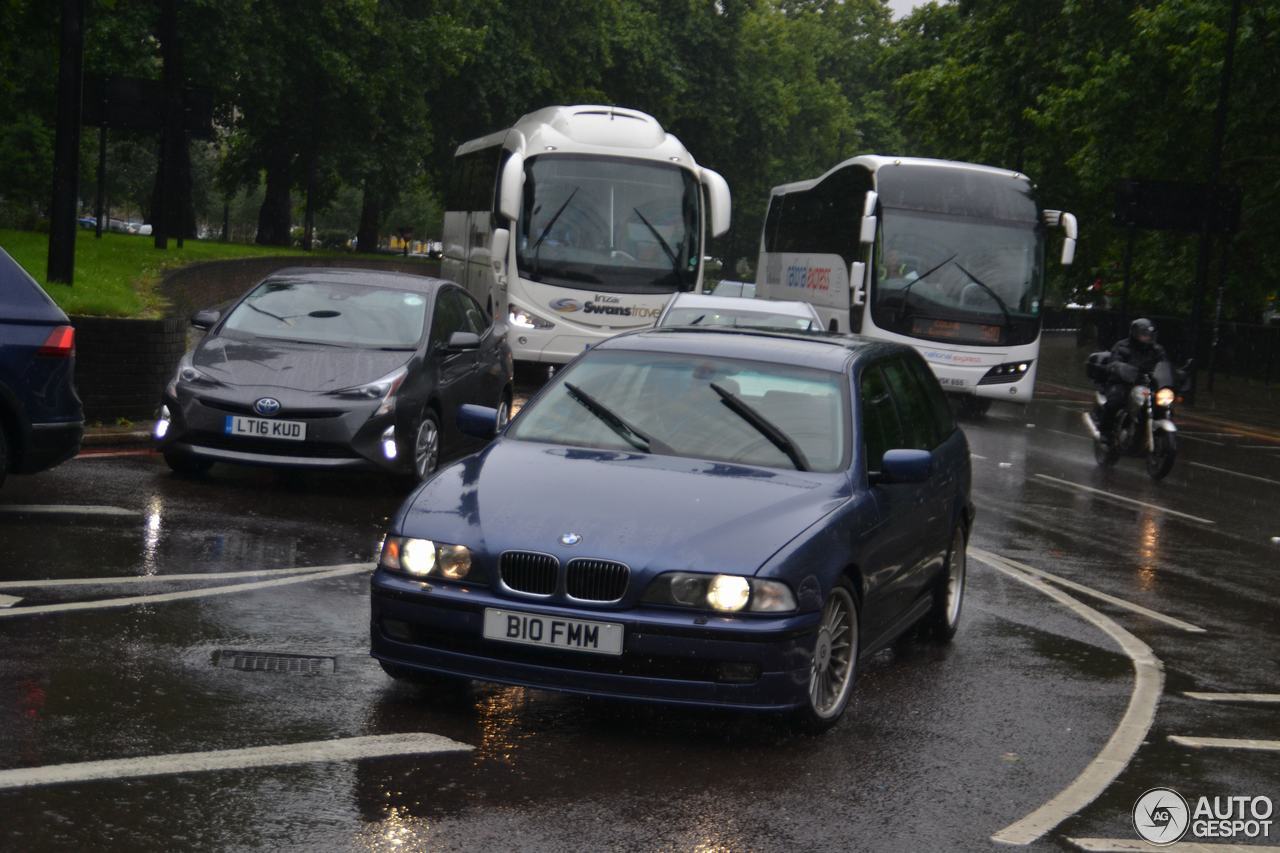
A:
[958,396,991,419]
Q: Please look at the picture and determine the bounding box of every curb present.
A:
[81,423,155,449]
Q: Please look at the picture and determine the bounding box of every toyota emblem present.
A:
[253,397,282,416]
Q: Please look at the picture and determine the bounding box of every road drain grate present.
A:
[213,650,336,675]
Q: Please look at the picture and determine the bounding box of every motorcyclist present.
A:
[1093,318,1168,436]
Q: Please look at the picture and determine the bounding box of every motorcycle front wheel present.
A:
[1094,436,1119,467]
[1147,430,1176,480]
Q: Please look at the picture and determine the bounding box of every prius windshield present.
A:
[221,281,428,348]
[510,349,849,472]
[515,155,701,294]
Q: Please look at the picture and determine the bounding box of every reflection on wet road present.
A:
[0,387,1277,851]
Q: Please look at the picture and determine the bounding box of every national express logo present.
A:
[785,265,832,292]
[549,295,661,319]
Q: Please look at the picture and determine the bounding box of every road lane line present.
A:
[974,552,1163,847]
[1179,435,1225,446]
[1033,474,1216,525]
[1181,432,1242,438]
[971,453,989,460]
[1169,736,1280,752]
[0,564,358,590]
[970,548,1205,633]
[1044,428,1090,442]
[0,594,21,608]
[1240,444,1280,451]
[1184,692,1280,703]
[1189,461,1280,488]
[0,733,471,790]
[1068,838,1280,852]
[0,564,372,619]
[0,504,139,517]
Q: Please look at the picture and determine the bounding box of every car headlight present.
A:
[171,352,221,391]
[1155,387,1176,407]
[642,572,797,613]
[379,536,474,582]
[332,366,407,416]
[508,304,555,330]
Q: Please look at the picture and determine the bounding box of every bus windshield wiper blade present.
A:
[564,382,661,454]
[632,207,680,277]
[531,186,579,277]
[710,382,809,471]
[953,261,1014,329]
[896,252,956,320]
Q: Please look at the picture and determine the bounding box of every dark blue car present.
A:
[371,328,972,730]
[0,247,83,487]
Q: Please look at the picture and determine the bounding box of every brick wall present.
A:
[72,315,187,422]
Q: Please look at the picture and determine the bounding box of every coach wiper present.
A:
[896,252,956,321]
[530,186,580,276]
[632,207,680,278]
[709,382,809,471]
[564,382,666,454]
[953,261,1014,330]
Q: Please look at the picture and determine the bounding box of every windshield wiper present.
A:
[709,382,809,471]
[243,301,294,325]
[896,253,957,321]
[530,187,580,277]
[632,207,680,278]
[564,382,664,454]
[953,261,1014,329]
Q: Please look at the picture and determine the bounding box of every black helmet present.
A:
[1130,317,1156,346]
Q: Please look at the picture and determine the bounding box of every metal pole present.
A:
[94,123,106,239]
[1207,235,1231,391]
[46,0,85,284]
[1120,224,1135,329]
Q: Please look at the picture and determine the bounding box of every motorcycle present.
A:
[1083,354,1187,480]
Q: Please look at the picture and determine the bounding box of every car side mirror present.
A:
[191,309,220,330]
[444,331,481,351]
[873,449,933,484]
[457,403,500,439]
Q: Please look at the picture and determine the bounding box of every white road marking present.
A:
[1181,431,1242,438]
[0,594,22,608]
[1189,461,1280,488]
[1044,427,1090,442]
[1169,736,1280,752]
[1068,837,1280,852]
[975,552,1164,847]
[1239,444,1280,451]
[970,548,1205,633]
[1184,692,1280,703]
[0,564,355,590]
[0,504,139,517]
[1033,474,1217,525]
[0,564,372,619]
[971,453,989,460]
[0,732,471,790]
[1179,435,1225,446]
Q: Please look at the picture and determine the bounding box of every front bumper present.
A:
[157,389,405,472]
[370,570,820,711]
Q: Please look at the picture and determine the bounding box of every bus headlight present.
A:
[508,305,555,330]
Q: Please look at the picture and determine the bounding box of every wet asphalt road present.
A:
[1,384,1278,852]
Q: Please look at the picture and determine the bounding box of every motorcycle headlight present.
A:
[642,572,797,613]
[379,536,474,582]
[332,366,408,416]
[1155,387,1175,408]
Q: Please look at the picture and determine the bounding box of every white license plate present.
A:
[482,608,624,656]
[224,415,307,441]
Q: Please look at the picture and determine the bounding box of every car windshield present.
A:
[515,154,701,294]
[510,349,848,472]
[661,306,815,331]
[220,281,428,348]
[871,209,1044,347]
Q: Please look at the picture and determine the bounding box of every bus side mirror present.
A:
[490,228,510,284]
[1060,212,1078,266]
[859,192,878,245]
[850,262,866,306]
[701,168,731,237]
[498,152,524,222]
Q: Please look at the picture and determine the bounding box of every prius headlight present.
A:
[332,366,408,416]
[170,352,221,392]
[643,572,797,613]
[1155,387,1176,408]
[379,536,474,582]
